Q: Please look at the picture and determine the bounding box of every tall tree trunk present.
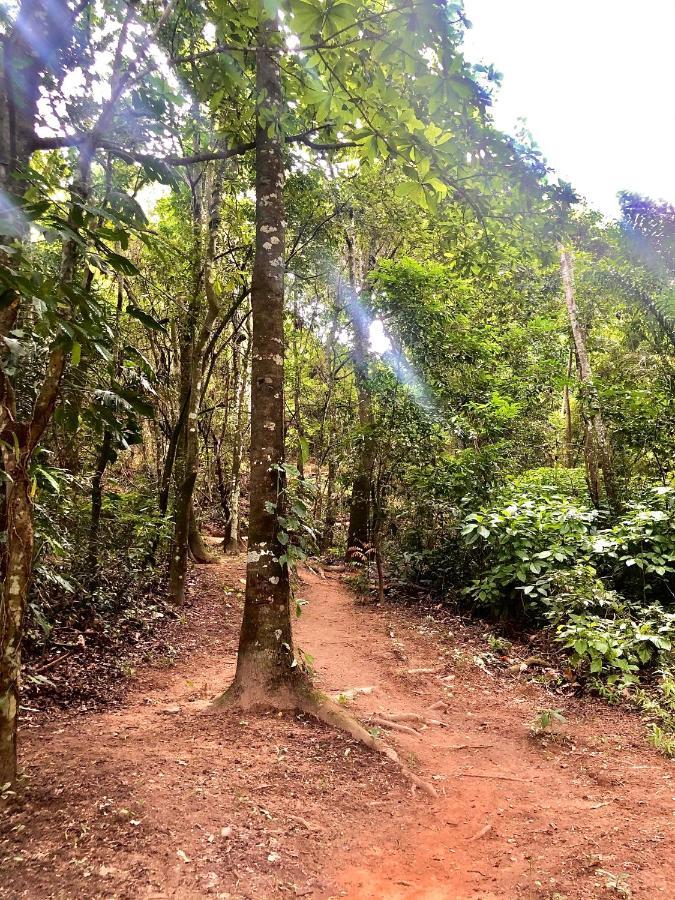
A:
[561,346,573,468]
[168,163,224,600]
[222,15,303,705]
[344,233,375,557]
[0,460,32,787]
[86,276,124,581]
[559,248,618,510]
[86,429,113,579]
[223,340,249,553]
[291,293,305,477]
[0,141,90,783]
[188,502,213,562]
[321,447,338,551]
[316,300,341,550]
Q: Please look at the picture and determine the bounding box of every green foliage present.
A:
[27,482,172,653]
[461,485,598,614]
[606,486,675,598]
[269,463,319,571]
[461,477,675,616]
[556,610,673,684]
[530,708,566,735]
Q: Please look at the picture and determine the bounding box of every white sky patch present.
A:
[137,181,171,220]
[369,319,391,354]
[462,0,675,217]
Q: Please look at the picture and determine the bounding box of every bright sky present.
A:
[462,0,675,218]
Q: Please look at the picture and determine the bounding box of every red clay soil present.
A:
[1,553,674,899]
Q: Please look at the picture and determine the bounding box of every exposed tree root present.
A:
[371,717,421,736]
[222,537,246,556]
[428,700,449,711]
[213,683,437,798]
[451,772,524,782]
[376,711,446,729]
[377,711,426,724]
[297,692,437,798]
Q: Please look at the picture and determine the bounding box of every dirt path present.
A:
[2,554,674,899]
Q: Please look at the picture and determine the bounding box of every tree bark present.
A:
[560,248,618,509]
[0,145,90,783]
[0,464,32,786]
[86,275,124,581]
[223,323,249,553]
[561,346,573,468]
[344,230,375,557]
[321,448,338,550]
[222,15,304,706]
[188,502,213,562]
[168,163,224,600]
[291,293,305,477]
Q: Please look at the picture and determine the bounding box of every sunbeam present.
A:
[337,273,443,420]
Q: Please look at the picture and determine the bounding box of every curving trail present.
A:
[1,552,673,899]
[297,565,675,899]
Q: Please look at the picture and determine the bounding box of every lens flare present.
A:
[338,275,443,420]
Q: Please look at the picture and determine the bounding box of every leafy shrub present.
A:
[461,479,675,618]
[461,490,598,615]
[460,479,675,711]
[27,478,171,652]
[508,466,589,499]
[556,610,673,684]
[605,486,675,602]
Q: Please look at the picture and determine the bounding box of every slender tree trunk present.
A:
[169,163,224,600]
[223,327,249,553]
[86,429,113,578]
[344,231,375,556]
[0,142,90,782]
[291,294,305,477]
[225,334,250,553]
[158,395,191,520]
[169,187,203,602]
[561,346,573,468]
[316,300,341,550]
[87,276,124,581]
[559,248,618,509]
[372,466,387,604]
[188,502,213,562]
[321,448,338,550]
[222,15,304,705]
[0,462,32,786]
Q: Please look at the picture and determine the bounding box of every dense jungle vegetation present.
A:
[1,0,674,793]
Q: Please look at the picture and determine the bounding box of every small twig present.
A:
[31,652,73,674]
[451,772,525,783]
[466,822,493,843]
[437,744,494,751]
[288,815,324,833]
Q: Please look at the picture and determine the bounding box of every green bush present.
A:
[556,609,673,684]
[461,479,675,618]
[27,478,171,652]
[461,490,598,615]
[606,486,675,602]
[459,479,675,732]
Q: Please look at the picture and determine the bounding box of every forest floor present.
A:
[1,549,674,900]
